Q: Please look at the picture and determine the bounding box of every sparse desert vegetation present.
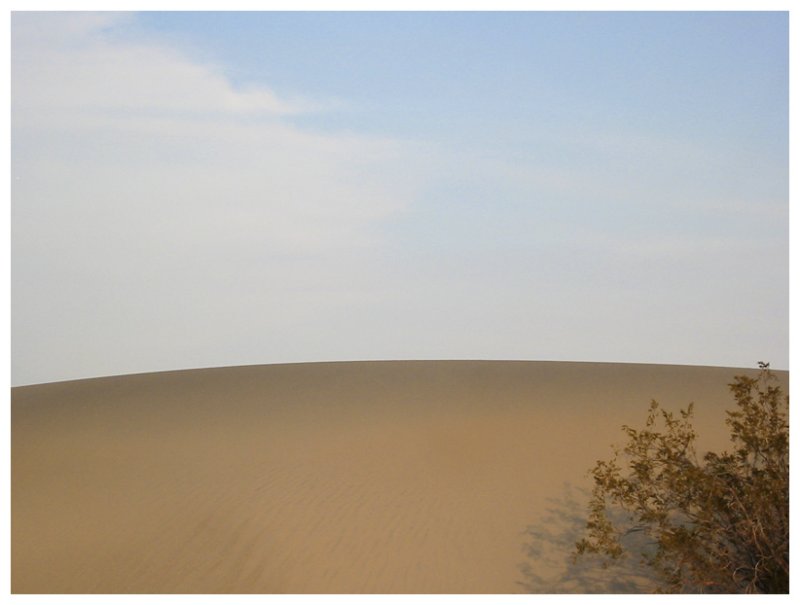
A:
[575,364,789,593]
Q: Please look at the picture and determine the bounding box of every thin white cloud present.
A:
[11,12,426,384]
[11,12,313,122]
[11,12,418,252]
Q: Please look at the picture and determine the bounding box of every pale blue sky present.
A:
[134,12,787,146]
[10,11,789,385]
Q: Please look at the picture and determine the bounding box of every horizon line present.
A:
[10,358,784,389]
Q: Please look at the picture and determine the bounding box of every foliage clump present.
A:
[574,364,789,593]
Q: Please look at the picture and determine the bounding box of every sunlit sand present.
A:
[11,361,787,593]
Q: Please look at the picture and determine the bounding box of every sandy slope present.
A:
[11,361,788,593]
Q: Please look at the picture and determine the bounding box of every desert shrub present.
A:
[574,363,789,593]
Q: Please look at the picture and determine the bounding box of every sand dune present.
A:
[10,361,788,593]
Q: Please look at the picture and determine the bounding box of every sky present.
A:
[9,10,789,385]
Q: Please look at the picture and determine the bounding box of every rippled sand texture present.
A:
[11,361,787,593]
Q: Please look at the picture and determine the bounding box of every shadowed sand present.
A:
[11,361,788,593]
